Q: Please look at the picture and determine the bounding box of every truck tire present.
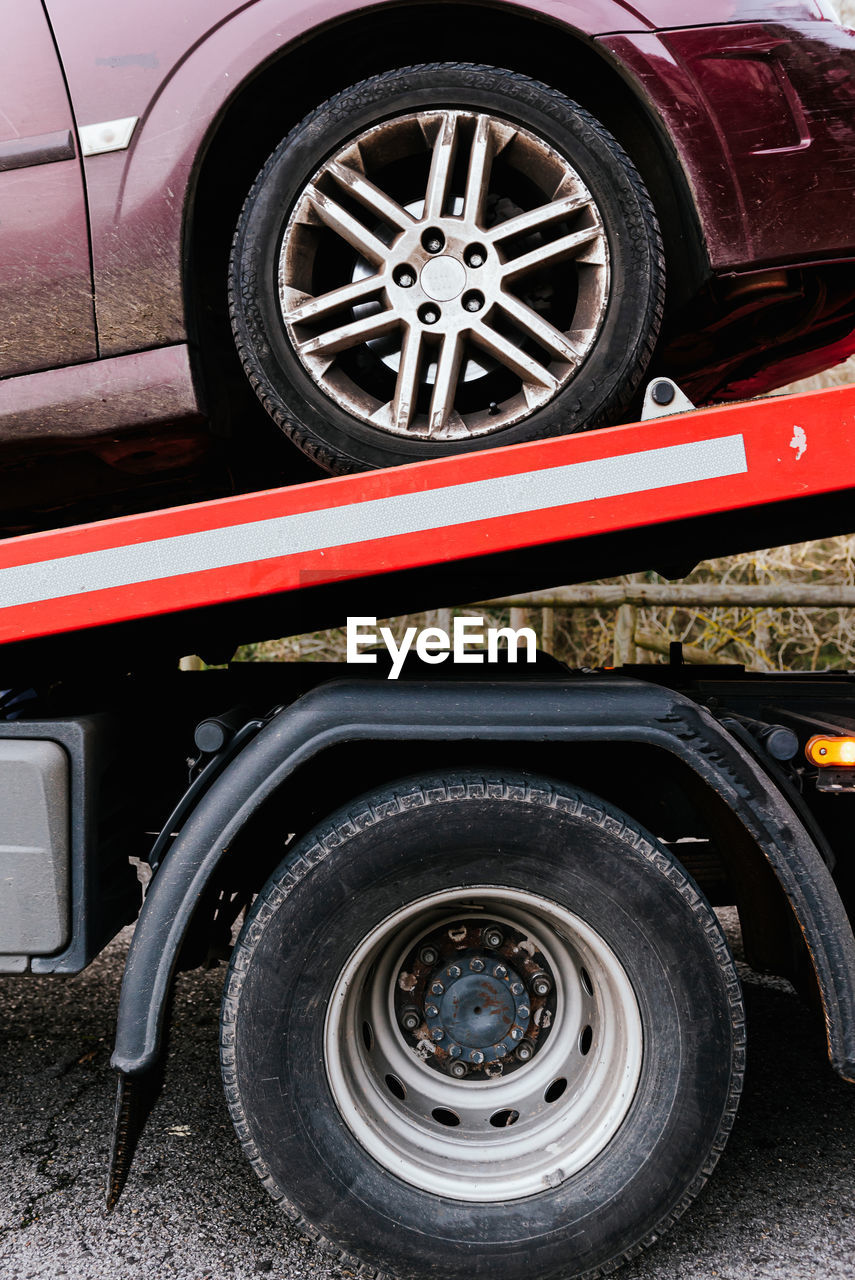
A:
[220,773,744,1280]
[229,64,664,474]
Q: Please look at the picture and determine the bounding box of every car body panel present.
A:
[42,0,652,358]
[660,22,855,266]
[42,0,855,362]
[601,21,855,269]
[0,2,95,377]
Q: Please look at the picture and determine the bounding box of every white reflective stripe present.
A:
[0,434,746,611]
[78,116,138,157]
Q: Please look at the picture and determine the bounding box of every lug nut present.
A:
[449,1060,468,1079]
[515,1041,535,1063]
[421,227,445,254]
[418,304,441,325]
[393,264,416,288]
[447,964,461,979]
[465,243,486,268]
[400,1008,420,1032]
[462,290,484,313]
[532,972,552,997]
[430,980,445,995]
[469,957,485,972]
[420,946,439,966]
[483,926,504,949]
[431,1028,445,1042]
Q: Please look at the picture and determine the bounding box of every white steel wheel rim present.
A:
[324,886,642,1202]
[279,108,610,441]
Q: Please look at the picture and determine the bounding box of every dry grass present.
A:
[237,8,855,673]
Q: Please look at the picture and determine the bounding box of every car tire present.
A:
[229,64,665,474]
[220,772,744,1280]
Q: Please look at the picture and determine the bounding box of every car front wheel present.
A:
[229,64,665,473]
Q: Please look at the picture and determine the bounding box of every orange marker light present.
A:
[806,735,855,766]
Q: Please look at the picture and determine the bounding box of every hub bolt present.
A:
[469,1050,485,1064]
[431,1028,445,1042]
[422,227,446,254]
[449,1060,468,1079]
[532,972,552,997]
[515,1040,535,1063]
[430,980,445,995]
[420,946,439,966]
[518,1005,531,1019]
[494,964,508,980]
[510,1027,523,1041]
[483,926,504,949]
[400,1008,420,1032]
[425,1004,439,1018]
[469,957,485,972]
[448,1044,462,1058]
[447,965,462,978]
[510,982,524,996]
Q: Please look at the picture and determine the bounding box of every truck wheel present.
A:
[229,64,664,474]
[221,774,743,1280]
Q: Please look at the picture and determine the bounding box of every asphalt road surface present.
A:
[1,919,853,1280]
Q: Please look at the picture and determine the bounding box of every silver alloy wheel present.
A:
[279,110,610,440]
[325,886,642,1202]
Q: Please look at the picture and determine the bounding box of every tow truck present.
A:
[3,380,855,1280]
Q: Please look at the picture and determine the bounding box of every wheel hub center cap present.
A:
[439,975,515,1048]
[419,254,467,302]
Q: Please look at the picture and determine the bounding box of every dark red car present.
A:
[3,0,855,534]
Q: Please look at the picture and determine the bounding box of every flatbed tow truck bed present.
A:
[3,383,855,1280]
[2,382,855,670]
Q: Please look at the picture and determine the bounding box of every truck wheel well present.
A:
[209,736,809,997]
[184,3,705,441]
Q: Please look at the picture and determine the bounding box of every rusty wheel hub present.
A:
[395,920,555,1074]
[325,886,642,1201]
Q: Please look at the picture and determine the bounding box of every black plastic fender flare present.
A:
[106,677,855,1202]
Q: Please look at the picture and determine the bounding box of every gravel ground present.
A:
[1,918,853,1280]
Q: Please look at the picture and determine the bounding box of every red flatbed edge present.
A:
[1,384,854,648]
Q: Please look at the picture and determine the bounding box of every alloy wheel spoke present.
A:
[463,115,493,226]
[470,323,559,390]
[284,274,386,326]
[429,331,466,434]
[424,112,459,220]
[495,293,582,365]
[392,325,424,431]
[304,185,389,264]
[488,193,592,244]
[298,309,400,357]
[327,161,414,234]
[501,224,603,282]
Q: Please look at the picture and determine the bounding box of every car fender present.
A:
[47,0,659,357]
